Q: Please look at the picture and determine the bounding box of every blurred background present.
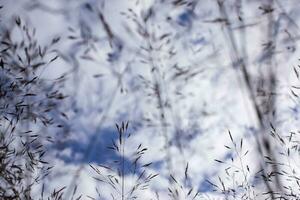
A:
[1,0,300,199]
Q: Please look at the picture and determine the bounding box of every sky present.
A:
[1,0,300,199]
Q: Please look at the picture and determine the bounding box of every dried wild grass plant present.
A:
[167,163,200,200]
[208,131,258,200]
[0,13,74,199]
[90,121,158,200]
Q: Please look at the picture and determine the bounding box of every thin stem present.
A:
[121,130,125,200]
